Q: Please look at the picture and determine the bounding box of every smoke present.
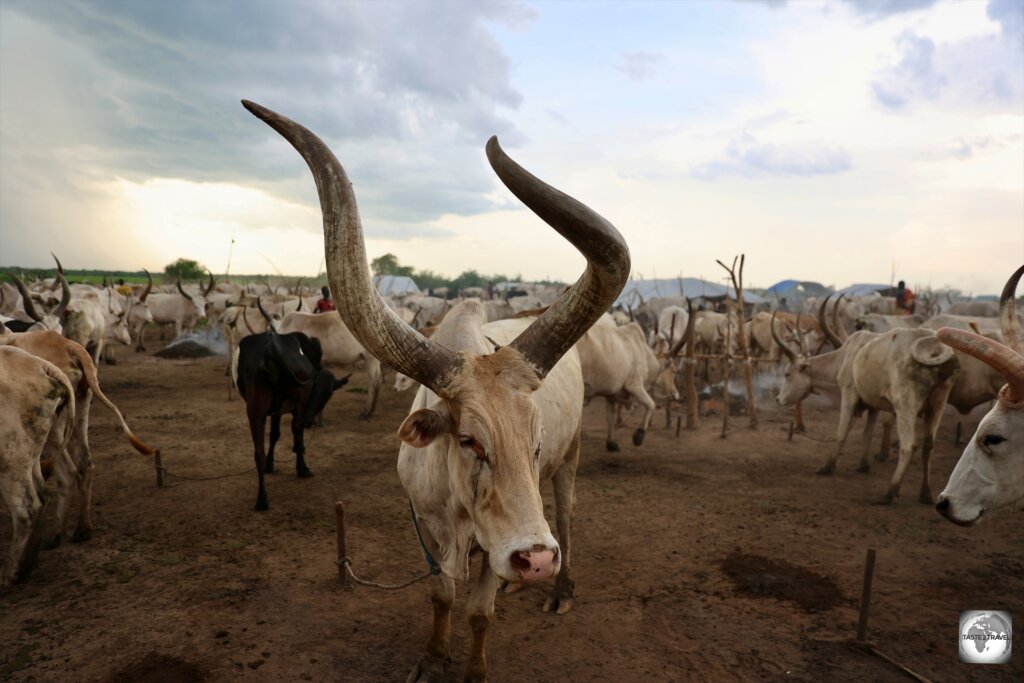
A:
[156,326,227,359]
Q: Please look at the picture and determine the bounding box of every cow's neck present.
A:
[807,349,845,397]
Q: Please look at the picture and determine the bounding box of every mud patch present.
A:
[106,653,204,683]
[721,552,843,613]
[155,341,216,359]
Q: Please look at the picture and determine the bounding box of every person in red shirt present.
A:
[894,280,916,315]
[315,285,335,313]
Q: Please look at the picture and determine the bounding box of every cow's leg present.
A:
[463,556,501,683]
[878,410,917,504]
[291,411,313,478]
[46,446,75,548]
[917,394,947,505]
[407,574,455,683]
[70,391,95,542]
[857,410,878,473]
[360,356,383,420]
[545,428,580,615]
[0,473,47,586]
[793,399,806,433]
[135,323,147,352]
[626,378,657,447]
[604,398,620,452]
[266,413,281,474]
[875,416,893,462]
[817,391,858,475]
[103,344,117,366]
[247,399,270,511]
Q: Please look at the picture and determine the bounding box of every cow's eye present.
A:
[982,434,1006,449]
[458,433,476,448]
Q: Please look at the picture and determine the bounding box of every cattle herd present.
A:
[1,101,1021,681]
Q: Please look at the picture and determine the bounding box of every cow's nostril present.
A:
[510,552,531,575]
[935,498,950,515]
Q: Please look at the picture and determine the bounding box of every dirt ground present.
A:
[2,344,1021,682]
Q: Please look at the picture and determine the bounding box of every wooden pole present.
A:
[676,415,682,438]
[685,335,699,431]
[856,548,877,642]
[717,254,757,429]
[721,298,732,439]
[154,450,164,488]
[335,501,349,588]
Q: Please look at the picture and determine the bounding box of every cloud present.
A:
[871,2,1023,112]
[0,0,534,258]
[691,133,852,180]
[617,51,663,81]
[988,0,1024,47]
[871,32,945,109]
[920,134,1022,161]
[839,0,938,18]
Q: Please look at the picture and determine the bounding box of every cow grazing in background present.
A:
[936,265,1024,525]
[138,276,213,348]
[236,298,349,511]
[774,302,960,504]
[0,346,75,585]
[577,313,688,451]
[276,309,384,419]
[243,100,629,681]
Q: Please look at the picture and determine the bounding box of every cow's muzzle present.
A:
[509,544,558,582]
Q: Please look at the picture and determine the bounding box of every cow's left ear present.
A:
[398,403,454,448]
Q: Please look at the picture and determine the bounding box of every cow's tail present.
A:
[66,341,158,456]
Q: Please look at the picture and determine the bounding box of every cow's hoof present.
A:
[874,451,890,462]
[632,428,646,447]
[794,424,806,434]
[543,583,575,615]
[358,412,373,422]
[872,493,896,506]
[44,535,63,551]
[501,580,525,594]
[918,492,934,505]
[255,499,269,512]
[856,463,870,474]
[71,529,92,543]
[297,468,314,479]
[106,358,119,366]
[815,464,835,476]
[462,668,488,683]
[406,654,448,683]
[605,440,620,452]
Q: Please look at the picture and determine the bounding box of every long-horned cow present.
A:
[936,265,1024,525]
[243,100,629,682]
[774,298,960,504]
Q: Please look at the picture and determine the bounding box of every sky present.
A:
[0,0,1021,295]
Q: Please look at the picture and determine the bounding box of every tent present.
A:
[614,278,766,308]
[373,275,420,296]
[836,283,893,298]
[762,280,831,298]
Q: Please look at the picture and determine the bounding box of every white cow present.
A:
[243,100,629,682]
[936,265,1024,525]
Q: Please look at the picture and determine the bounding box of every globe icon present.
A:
[959,611,1012,664]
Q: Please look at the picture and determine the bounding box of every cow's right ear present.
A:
[398,404,454,448]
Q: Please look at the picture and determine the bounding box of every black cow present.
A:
[237,299,349,511]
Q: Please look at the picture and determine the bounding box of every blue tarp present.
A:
[614,278,767,308]
[764,279,801,295]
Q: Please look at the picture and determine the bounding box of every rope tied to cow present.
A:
[333,500,443,591]
[335,557,437,591]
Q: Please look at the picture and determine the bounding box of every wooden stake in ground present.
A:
[335,501,349,588]
[717,254,758,429]
[857,547,876,641]
[685,302,699,431]
[721,298,732,439]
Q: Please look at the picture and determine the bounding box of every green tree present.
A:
[371,253,414,277]
[164,258,207,280]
